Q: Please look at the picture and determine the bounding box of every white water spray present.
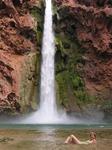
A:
[39,0,58,120]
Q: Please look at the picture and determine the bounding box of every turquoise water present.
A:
[0,123,111,130]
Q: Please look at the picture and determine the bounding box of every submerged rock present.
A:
[0,137,14,142]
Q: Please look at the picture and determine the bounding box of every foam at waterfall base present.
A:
[0,109,104,124]
[20,111,82,124]
[17,108,104,124]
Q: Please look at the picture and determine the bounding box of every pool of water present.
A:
[0,124,111,150]
[0,123,111,129]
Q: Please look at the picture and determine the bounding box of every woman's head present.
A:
[90,132,96,140]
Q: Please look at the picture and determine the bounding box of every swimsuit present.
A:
[79,140,93,145]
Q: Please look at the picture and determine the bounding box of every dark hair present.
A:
[90,132,96,139]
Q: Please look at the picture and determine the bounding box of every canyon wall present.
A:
[54,0,112,120]
[0,0,44,114]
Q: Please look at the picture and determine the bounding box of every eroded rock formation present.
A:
[54,0,112,119]
[0,0,43,114]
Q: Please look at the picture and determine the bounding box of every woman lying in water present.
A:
[64,132,96,145]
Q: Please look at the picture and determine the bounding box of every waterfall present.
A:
[23,0,61,123]
[38,0,58,121]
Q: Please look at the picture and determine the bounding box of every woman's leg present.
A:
[64,134,81,144]
[64,136,71,144]
[70,135,81,144]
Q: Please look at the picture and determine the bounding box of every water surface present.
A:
[0,124,111,150]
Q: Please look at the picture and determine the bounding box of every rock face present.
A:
[0,0,43,114]
[54,0,112,120]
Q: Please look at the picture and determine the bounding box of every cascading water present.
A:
[39,0,58,121]
[22,0,62,124]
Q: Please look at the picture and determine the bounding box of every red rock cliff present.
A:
[54,0,112,119]
[0,0,43,114]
